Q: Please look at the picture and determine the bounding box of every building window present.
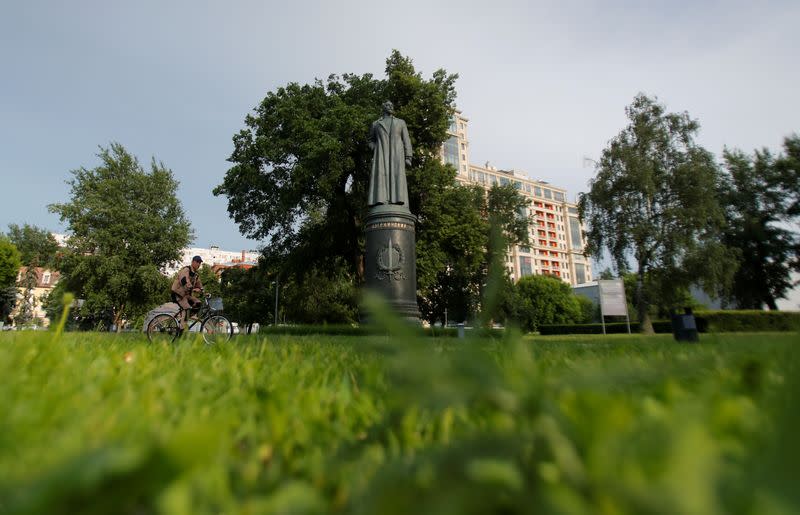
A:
[520,256,533,277]
[574,263,586,284]
[544,189,553,199]
[554,191,565,201]
[443,136,459,166]
[519,246,530,254]
[568,207,578,215]
[569,217,583,250]
[448,118,457,133]
[42,272,51,285]
[534,186,542,197]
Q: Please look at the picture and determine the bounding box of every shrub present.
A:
[695,310,800,332]
[255,324,507,339]
[538,311,800,335]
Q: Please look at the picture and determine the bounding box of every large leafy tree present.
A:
[214,52,462,320]
[417,182,532,325]
[48,143,193,330]
[0,238,21,322]
[281,260,360,325]
[416,184,487,324]
[718,135,800,309]
[777,135,800,217]
[579,94,734,333]
[6,224,60,269]
[0,238,21,288]
[220,266,274,331]
[214,52,533,324]
[479,184,533,326]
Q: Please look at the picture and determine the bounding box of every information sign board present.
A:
[599,279,628,317]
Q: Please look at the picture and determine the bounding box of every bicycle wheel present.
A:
[147,313,181,344]
[201,315,232,344]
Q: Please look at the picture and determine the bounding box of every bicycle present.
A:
[146,293,233,345]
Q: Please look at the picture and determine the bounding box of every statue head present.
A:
[382,101,394,115]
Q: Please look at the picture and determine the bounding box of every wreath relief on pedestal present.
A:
[375,237,405,281]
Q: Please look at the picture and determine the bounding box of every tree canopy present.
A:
[5,224,60,269]
[215,51,457,279]
[215,51,531,323]
[48,143,193,329]
[220,266,274,331]
[719,134,800,309]
[0,238,21,289]
[579,94,735,333]
[0,238,21,323]
[515,275,582,332]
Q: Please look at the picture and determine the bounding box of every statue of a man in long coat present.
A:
[367,101,412,207]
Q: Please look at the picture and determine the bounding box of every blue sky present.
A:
[2,0,799,307]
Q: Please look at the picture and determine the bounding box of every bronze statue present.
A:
[367,101,412,207]
[363,100,420,322]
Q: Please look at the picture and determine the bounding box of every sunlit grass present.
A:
[0,328,797,514]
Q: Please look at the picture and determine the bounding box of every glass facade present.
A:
[569,217,583,250]
[443,136,459,167]
[574,263,586,284]
[519,256,533,277]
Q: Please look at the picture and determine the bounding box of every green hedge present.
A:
[255,324,505,338]
[694,310,800,332]
[538,310,800,335]
[255,312,800,337]
[538,321,675,335]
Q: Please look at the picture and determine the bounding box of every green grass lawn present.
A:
[1,330,798,515]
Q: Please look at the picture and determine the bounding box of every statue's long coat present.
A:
[367,115,412,207]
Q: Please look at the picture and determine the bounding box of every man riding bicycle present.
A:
[171,255,204,327]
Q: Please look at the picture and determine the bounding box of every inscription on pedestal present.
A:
[366,221,414,232]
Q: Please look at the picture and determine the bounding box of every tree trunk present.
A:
[352,211,365,285]
[765,296,778,311]
[636,270,654,334]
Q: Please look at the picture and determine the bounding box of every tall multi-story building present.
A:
[443,111,592,286]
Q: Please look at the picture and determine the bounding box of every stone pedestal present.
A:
[364,205,420,321]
